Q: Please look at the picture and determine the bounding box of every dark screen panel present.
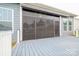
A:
[23,11,60,41]
[55,21,60,36]
[46,20,54,37]
[36,18,47,39]
[23,16,35,40]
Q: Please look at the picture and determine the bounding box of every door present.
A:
[62,17,73,36]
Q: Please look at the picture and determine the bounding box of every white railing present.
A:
[0,31,12,56]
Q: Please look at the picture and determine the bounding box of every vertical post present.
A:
[12,9,14,34]
[73,17,75,36]
[20,4,22,42]
[60,16,62,36]
[67,17,69,32]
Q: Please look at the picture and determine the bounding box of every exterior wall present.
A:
[74,19,79,30]
[0,3,20,42]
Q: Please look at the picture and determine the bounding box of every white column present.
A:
[60,16,62,36]
[19,5,22,42]
[67,17,69,31]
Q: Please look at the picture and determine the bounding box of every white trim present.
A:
[19,5,23,42]
[60,16,62,36]
[12,9,14,33]
[66,17,69,32]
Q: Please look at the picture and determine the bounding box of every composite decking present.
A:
[12,36,79,56]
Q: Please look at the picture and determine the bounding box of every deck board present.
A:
[25,44,30,56]
[21,44,26,56]
[12,36,79,56]
[16,44,23,56]
[12,44,20,56]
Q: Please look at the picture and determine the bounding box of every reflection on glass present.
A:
[23,16,35,40]
[63,21,67,31]
[0,21,12,31]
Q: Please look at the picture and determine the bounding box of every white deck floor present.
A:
[12,36,79,56]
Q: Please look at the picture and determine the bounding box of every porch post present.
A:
[19,5,23,42]
[60,16,62,36]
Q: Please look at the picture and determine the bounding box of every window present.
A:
[0,21,12,31]
[0,7,13,32]
[63,18,68,31]
[63,21,67,31]
[68,21,72,31]
[63,17,72,31]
